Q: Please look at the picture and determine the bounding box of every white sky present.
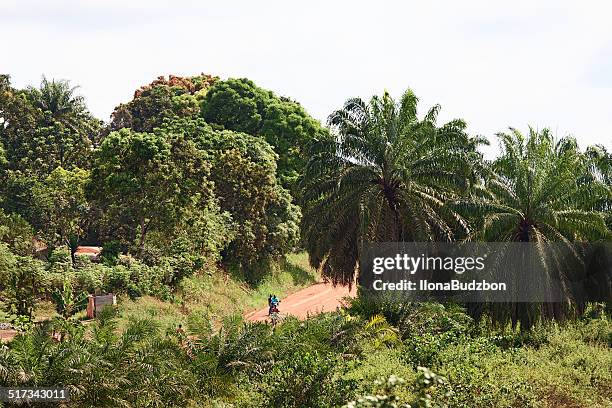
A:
[1,0,611,157]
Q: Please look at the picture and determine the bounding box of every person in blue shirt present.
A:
[268,294,280,315]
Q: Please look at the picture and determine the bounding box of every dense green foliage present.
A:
[0,243,45,318]
[0,76,100,225]
[0,208,34,256]
[110,74,218,133]
[0,73,307,325]
[1,74,306,273]
[32,166,90,252]
[1,72,611,407]
[88,127,222,257]
[0,76,101,175]
[202,78,328,189]
[452,129,611,327]
[0,302,609,407]
[457,128,610,243]
[160,118,301,281]
[302,90,610,330]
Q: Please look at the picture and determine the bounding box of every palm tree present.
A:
[458,128,610,242]
[585,144,612,229]
[29,77,86,121]
[0,317,197,407]
[27,77,96,168]
[454,128,611,328]
[301,90,484,286]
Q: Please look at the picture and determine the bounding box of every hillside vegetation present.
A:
[0,73,610,407]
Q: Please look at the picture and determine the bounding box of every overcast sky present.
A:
[2,0,611,157]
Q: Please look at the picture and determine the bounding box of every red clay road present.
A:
[245,281,357,322]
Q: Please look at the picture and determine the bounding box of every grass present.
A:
[345,330,612,408]
[115,252,318,331]
[339,300,612,407]
[18,252,317,333]
[416,318,612,407]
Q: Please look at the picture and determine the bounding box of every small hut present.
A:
[86,294,117,319]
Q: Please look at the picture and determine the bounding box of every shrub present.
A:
[0,208,34,255]
[261,349,355,407]
[71,263,105,293]
[0,244,47,318]
[0,317,197,407]
[102,264,131,293]
[345,369,449,408]
[51,279,89,318]
[47,246,72,271]
[100,240,122,265]
[344,375,410,408]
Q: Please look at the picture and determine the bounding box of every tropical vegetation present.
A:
[0,73,610,407]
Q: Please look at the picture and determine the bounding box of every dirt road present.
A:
[245,281,357,322]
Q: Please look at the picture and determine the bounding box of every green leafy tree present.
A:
[51,279,89,319]
[0,75,40,172]
[5,78,100,174]
[0,75,42,218]
[160,118,300,281]
[89,128,216,255]
[301,90,483,285]
[585,144,612,229]
[457,129,610,242]
[109,74,218,133]
[201,78,327,189]
[31,166,90,253]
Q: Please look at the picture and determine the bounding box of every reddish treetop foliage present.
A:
[133,73,218,98]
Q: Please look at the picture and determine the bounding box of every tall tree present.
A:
[109,74,218,133]
[31,166,90,253]
[301,90,483,286]
[88,128,216,254]
[456,129,610,242]
[201,78,327,190]
[0,76,100,222]
[24,76,100,171]
[160,118,301,281]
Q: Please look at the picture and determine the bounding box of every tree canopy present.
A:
[0,76,101,230]
[452,128,611,328]
[88,128,216,255]
[110,74,218,133]
[301,90,484,286]
[0,76,100,174]
[32,166,90,252]
[201,78,328,189]
[159,118,300,281]
[1,71,609,330]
